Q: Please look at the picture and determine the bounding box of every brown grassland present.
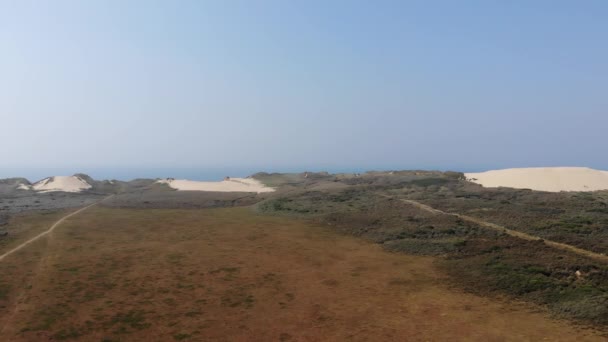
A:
[0,210,69,257]
[0,206,605,341]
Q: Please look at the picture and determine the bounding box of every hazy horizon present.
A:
[3,164,608,183]
[0,165,480,182]
[2,1,607,173]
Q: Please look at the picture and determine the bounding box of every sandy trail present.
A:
[383,195,608,263]
[0,195,113,262]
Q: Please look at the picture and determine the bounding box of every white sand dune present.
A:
[157,177,274,193]
[465,167,608,192]
[17,183,32,191]
[32,176,92,193]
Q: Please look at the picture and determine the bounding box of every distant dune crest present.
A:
[157,177,274,193]
[9,174,275,194]
[23,176,93,193]
[465,167,608,192]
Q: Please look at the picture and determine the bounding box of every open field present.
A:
[0,198,109,262]
[0,206,603,341]
[257,177,608,327]
[0,210,69,256]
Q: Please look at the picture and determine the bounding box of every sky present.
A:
[1,1,607,180]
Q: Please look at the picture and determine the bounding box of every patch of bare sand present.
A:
[157,177,274,193]
[30,176,92,193]
[466,167,608,192]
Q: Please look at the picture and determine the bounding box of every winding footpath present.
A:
[0,195,113,262]
[383,194,608,263]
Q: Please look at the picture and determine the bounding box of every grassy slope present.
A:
[258,179,608,327]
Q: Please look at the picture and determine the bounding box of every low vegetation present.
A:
[2,170,607,339]
[1,205,602,340]
[257,172,608,327]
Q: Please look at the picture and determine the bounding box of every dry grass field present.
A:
[0,206,604,341]
[0,210,69,256]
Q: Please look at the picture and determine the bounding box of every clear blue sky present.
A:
[2,1,607,179]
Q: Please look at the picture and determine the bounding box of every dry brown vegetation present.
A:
[0,210,69,256]
[257,172,608,328]
[0,206,604,341]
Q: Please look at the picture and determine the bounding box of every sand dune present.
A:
[157,177,274,193]
[17,184,32,191]
[465,167,608,192]
[31,176,92,193]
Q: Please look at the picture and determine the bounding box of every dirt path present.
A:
[385,195,608,263]
[0,195,113,262]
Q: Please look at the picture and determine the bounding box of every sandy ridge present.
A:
[19,175,93,193]
[465,167,608,192]
[157,177,274,193]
